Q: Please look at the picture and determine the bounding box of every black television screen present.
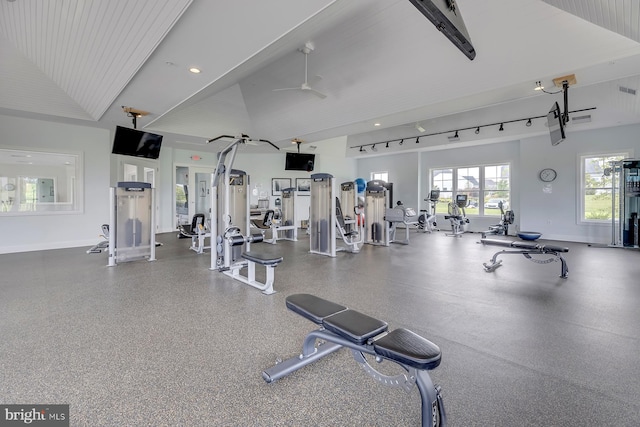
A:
[112,126,163,159]
[547,101,566,146]
[285,152,315,171]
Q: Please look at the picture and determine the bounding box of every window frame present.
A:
[430,163,510,216]
[578,151,629,225]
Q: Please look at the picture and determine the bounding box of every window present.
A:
[581,153,627,222]
[371,171,388,182]
[431,164,510,215]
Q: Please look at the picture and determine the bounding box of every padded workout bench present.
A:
[481,238,569,278]
[224,250,283,295]
[262,294,446,426]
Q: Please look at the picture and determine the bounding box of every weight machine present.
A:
[364,180,391,246]
[309,174,363,257]
[208,135,283,294]
[108,182,156,266]
[607,159,640,248]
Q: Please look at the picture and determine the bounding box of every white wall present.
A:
[2,113,638,253]
[519,124,638,244]
[356,124,640,244]
[357,152,421,208]
[0,115,110,254]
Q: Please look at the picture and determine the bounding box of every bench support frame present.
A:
[263,327,446,427]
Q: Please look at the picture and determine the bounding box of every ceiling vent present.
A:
[619,86,637,95]
[571,114,592,124]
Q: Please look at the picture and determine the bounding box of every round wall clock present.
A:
[4,183,15,191]
[539,168,557,182]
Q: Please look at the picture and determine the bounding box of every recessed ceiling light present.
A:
[374,123,381,127]
[189,67,201,74]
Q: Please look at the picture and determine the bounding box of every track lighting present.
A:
[351,106,595,153]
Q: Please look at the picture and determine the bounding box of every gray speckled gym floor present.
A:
[1,229,640,426]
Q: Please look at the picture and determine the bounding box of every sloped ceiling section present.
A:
[0,0,192,120]
[0,37,91,120]
[543,0,640,42]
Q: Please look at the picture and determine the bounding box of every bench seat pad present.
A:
[373,328,442,370]
[322,309,388,344]
[241,251,283,266]
[286,294,347,324]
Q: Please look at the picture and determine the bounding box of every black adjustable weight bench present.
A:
[262,294,446,427]
[481,238,569,278]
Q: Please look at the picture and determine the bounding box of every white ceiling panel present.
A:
[543,0,640,42]
[2,0,640,155]
[0,0,192,120]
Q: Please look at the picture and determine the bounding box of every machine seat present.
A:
[241,251,283,266]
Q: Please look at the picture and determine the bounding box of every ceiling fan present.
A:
[273,42,327,99]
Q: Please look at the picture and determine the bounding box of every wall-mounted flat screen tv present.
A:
[547,101,566,146]
[285,152,315,171]
[112,126,163,159]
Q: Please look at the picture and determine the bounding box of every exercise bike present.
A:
[481,201,514,238]
[418,189,440,233]
[445,194,470,237]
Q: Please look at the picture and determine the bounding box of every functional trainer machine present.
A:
[364,180,391,246]
[444,194,469,237]
[108,182,156,266]
[263,294,446,427]
[607,159,640,248]
[481,238,569,278]
[208,135,283,294]
[309,173,363,257]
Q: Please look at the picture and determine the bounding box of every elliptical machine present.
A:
[481,201,515,238]
[445,194,470,237]
[418,189,440,233]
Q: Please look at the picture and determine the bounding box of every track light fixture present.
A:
[351,106,595,153]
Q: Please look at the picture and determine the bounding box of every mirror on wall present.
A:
[0,148,82,215]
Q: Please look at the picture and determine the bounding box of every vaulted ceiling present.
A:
[1,0,640,156]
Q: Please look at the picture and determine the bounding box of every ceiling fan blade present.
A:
[306,87,327,99]
[273,87,301,92]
